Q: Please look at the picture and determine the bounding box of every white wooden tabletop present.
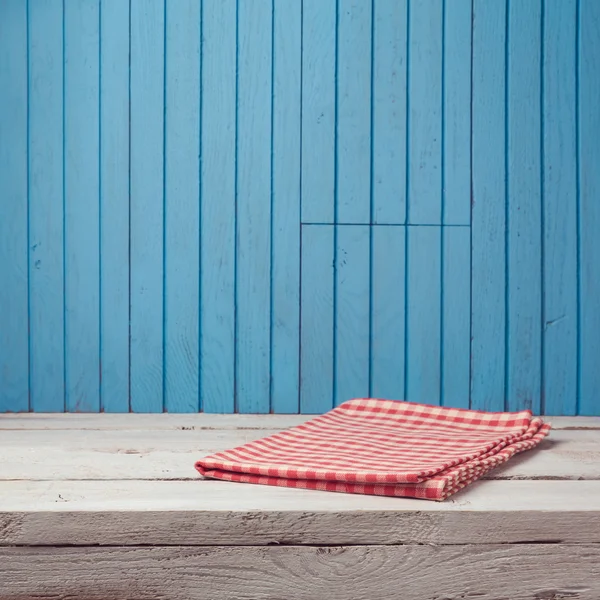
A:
[1,414,599,547]
[1,414,600,600]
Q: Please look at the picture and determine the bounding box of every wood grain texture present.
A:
[542,0,578,416]
[334,226,370,406]
[0,413,594,430]
[407,0,442,225]
[300,226,334,413]
[470,0,507,412]
[2,478,599,518]
[506,0,542,414]
[64,0,100,413]
[406,226,441,404]
[3,480,600,546]
[443,0,471,225]
[0,0,29,413]
[236,0,273,414]
[2,544,599,600]
[0,413,314,430]
[1,1,598,416]
[336,0,371,224]
[164,0,201,413]
[371,0,407,225]
[301,0,336,224]
[129,0,165,412]
[28,0,65,412]
[442,226,470,408]
[99,0,130,413]
[578,0,600,416]
[370,226,405,399]
[0,427,598,482]
[270,0,302,414]
[199,0,236,414]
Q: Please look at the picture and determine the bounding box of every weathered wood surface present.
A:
[0,413,313,430]
[1,413,597,430]
[1,419,598,481]
[2,545,599,600]
[1,479,600,546]
[0,414,597,598]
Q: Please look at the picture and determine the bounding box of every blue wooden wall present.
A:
[0,0,598,415]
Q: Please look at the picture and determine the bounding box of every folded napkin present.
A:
[195,399,551,501]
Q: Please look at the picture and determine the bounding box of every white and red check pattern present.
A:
[195,399,551,501]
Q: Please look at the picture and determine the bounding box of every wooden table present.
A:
[1,414,599,599]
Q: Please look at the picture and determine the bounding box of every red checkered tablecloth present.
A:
[195,399,551,501]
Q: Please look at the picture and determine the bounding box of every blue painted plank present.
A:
[442,227,470,408]
[542,0,578,416]
[99,0,130,413]
[199,0,236,414]
[372,0,407,225]
[28,0,65,412]
[370,226,406,400]
[301,0,336,224]
[334,225,370,405]
[130,0,165,412]
[300,226,334,413]
[470,0,506,412]
[506,0,542,414]
[336,0,371,224]
[64,0,100,412]
[271,0,302,414]
[408,0,443,225]
[236,0,272,414]
[443,0,471,226]
[406,226,441,404]
[164,0,201,413]
[579,0,600,416]
[200,0,236,413]
[0,1,29,412]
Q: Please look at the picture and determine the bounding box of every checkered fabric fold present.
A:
[195,399,551,501]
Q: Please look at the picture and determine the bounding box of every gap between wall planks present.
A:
[0,0,598,415]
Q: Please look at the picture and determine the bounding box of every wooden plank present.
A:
[542,0,578,416]
[2,545,599,600]
[164,0,201,413]
[0,413,312,430]
[548,416,600,430]
[1,480,600,547]
[406,227,441,404]
[28,0,65,412]
[64,0,101,412]
[236,0,273,414]
[470,0,506,412]
[442,0,471,225]
[441,227,470,408]
[271,0,302,413]
[407,0,442,225]
[300,226,334,413]
[129,0,165,412]
[301,0,336,224]
[199,0,236,413]
[4,506,600,547]
[99,0,130,413]
[371,0,407,225]
[506,0,543,414]
[579,0,600,416]
[0,429,598,482]
[0,0,28,413]
[335,226,370,405]
[370,226,405,399]
[0,414,593,431]
[336,0,371,224]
